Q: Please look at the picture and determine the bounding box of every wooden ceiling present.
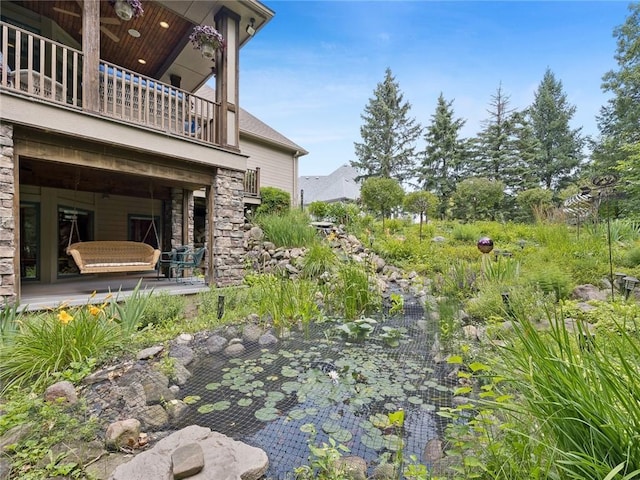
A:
[20,157,174,200]
[13,1,193,79]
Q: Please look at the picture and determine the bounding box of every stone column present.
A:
[212,168,244,286]
[0,123,16,302]
[170,188,183,248]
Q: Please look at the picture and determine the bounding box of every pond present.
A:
[175,303,455,478]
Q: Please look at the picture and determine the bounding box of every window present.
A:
[20,202,39,280]
[58,206,93,276]
[128,215,160,249]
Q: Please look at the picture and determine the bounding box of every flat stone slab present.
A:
[108,425,268,480]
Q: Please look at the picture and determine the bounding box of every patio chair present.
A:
[157,245,190,280]
[173,247,206,283]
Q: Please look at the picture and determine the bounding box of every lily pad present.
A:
[321,421,341,434]
[266,391,285,402]
[421,403,436,412]
[383,434,404,451]
[183,395,201,405]
[281,366,299,378]
[205,382,221,391]
[288,409,307,420]
[300,423,316,434]
[407,395,423,405]
[280,381,300,394]
[238,398,253,407]
[361,433,385,450]
[212,401,231,411]
[330,428,353,443]
[255,406,279,422]
[197,403,215,414]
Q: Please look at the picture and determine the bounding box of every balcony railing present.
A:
[0,22,219,145]
[244,167,260,198]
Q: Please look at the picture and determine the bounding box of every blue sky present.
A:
[238,1,632,177]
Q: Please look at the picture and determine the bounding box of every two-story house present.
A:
[0,0,304,304]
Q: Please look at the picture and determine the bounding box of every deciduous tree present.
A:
[359,177,405,229]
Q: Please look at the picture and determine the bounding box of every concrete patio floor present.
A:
[19,272,208,311]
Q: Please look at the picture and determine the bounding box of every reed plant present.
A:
[328,261,381,320]
[0,300,22,346]
[255,210,318,248]
[252,274,320,332]
[503,311,640,479]
[106,279,153,337]
[301,242,338,280]
[0,303,120,391]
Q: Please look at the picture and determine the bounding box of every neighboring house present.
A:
[0,0,302,303]
[299,164,361,206]
[196,85,308,208]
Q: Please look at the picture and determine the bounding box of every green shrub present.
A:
[256,186,290,215]
[451,223,481,242]
[526,266,572,301]
[0,389,101,479]
[255,210,318,248]
[308,201,329,220]
[139,291,185,328]
[197,286,255,324]
[623,245,640,268]
[384,217,410,234]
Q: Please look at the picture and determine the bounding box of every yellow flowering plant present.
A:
[0,301,121,392]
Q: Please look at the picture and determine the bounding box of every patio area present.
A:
[19,273,208,311]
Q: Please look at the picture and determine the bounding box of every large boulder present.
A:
[108,425,268,480]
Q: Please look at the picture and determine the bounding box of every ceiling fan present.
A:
[53,4,122,43]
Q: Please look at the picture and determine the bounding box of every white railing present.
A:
[1,22,219,145]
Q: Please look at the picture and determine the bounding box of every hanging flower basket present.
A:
[190,25,224,59]
[109,0,144,21]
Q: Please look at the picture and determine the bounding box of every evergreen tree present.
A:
[510,111,541,192]
[527,69,584,192]
[352,68,422,182]
[599,3,640,144]
[472,84,517,182]
[417,93,468,218]
[592,3,640,187]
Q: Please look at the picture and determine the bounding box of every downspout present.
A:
[293,150,300,207]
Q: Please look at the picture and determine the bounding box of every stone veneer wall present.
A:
[213,168,244,286]
[170,188,194,249]
[0,123,16,302]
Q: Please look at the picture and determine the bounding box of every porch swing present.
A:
[66,183,161,274]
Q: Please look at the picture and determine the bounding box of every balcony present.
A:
[0,22,219,145]
[1,21,260,198]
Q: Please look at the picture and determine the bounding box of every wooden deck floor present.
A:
[19,273,208,311]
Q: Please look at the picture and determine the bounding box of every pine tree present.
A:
[470,84,539,196]
[592,3,640,179]
[352,68,422,182]
[527,69,584,192]
[599,3,640,144]
[417,93,468,219]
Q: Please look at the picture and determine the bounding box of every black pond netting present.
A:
[175,301,455,478]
